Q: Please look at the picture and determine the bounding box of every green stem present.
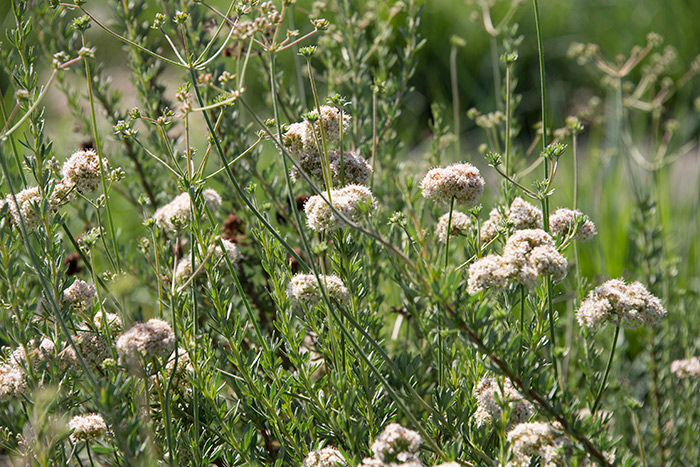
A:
[370,89,378,189]
[592,325,620,415]
[306,59,333,201]
[630,408,647,467]
[444,197,455,268]
[82,34,121,273]
[505,63,512,175]
[520,285,526,335]
[450,44,460,159]
[532,2,557,371]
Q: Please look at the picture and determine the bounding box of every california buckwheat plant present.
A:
[0,0,698,465]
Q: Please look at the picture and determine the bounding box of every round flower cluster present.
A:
[508,197,543,231]
[61,331,110,368]
[174,257,193,284]
[480,198,543,244]
[468,229,567,294]
[286,274,350,307]
[502,230,568,286]
[93,311,122,332]
[61,149,108,193]
[359,423,422,467]
[506,422,572,467]
[480,207,505,244]
[304,184,377,233]
[302,447,347,467]
[151,347,195,392]
[68,413,108,442]
[63,279,97,312]
[209,238,242,266]
[5,186,46,230]
[467,255,508,293]
[420,162,485,207]
[473,376,534,428]
[153,189,221,231]
[670,357,700,378]
[283,121,313,157]
[575,279,666,330]
[116,319,176,367]
[282,107,363,189]
[9,338,55,368]
[291,150,372,187]
[0,363,27,400]
[435,210,473,244]
[308,105,351,144]
[549,208,596,241]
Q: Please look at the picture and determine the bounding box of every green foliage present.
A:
[0,0,698,466]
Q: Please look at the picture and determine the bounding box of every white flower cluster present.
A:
[0,363,27,400]
[670,357,700,378]
[151,347,195,392]
[68,413,108,442]
[360,423,422,467]
[61,149,107,193]
[209,237,242,266]
[286,274,350,307]
[4,185,60,230]
[61,331,110,368]
[473,376,534,428]
[4,149,116,230]
[549,208,596,242]
[468,229,567,294]
[283,106,366,187]
[508,197,543,230]
[291,150,372,187]
[304,184,377,233]
[575,279,666,330]
[94,311,122,332]
[174,238,242,285]
[0,338,59,398]
[480,197,542,244]
[506,422,571,467]
[63,279,97,312]
[435,210,473,244]
[153,189,221,231]
[480,208,504,244]
[174,256,194,284]
[116,319,176,367]
[420,163,485,207]
[302,446,347,467]
[308,105,351,144]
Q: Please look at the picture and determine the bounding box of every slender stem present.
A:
[86,443,96,467]
[306,59,333,201]
[532,0,547,160]
[0,69,58,140]
[532,0,559,390]
[339,105,345,186]
[82,34,121,272]
[444,197,455,269]
[573,133,579,210]
[489,35,501,110]
[450,44,460,159]
[630,408,647,467]
[592,325,620,415]
[370,89,378,189]
[505,63,512,175]
[519,285,526,336]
